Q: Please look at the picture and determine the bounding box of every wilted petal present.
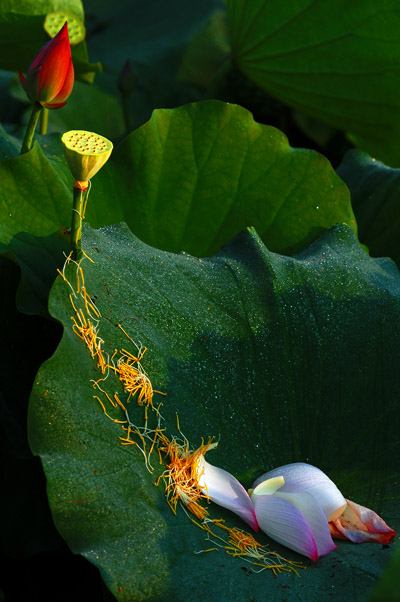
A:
[329,499,396,544]
[253,463,346,521]
[196,456,258,532]
[252,493,319,561]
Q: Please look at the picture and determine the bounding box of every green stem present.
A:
[70,186,85,259]
[20,101,43,154]
[39,107,49,135]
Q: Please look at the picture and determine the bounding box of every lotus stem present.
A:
[70,184,85,259]
[39,107,49,135]
[20,102,42,154]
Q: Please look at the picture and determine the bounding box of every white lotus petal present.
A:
[276,491,337,557]
[252,493,319,561]
[196,456,258,531]
[253,463,346,521]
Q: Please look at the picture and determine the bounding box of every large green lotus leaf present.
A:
[107,101,356,256]
[0,0,100,83]
[337,150,400,268]
[227,0,400,166]
[29,222,400,601]
[0,101,355,313]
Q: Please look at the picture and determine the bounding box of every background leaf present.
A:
[227,0,400,166]
[337,150,400,268]
[81,0,226,132]
[29,222,400,601]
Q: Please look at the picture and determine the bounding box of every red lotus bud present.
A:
[19,22,74,109]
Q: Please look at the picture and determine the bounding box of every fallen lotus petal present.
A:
[195,454,258,532]
[329,499,396,544]
[253,462,346,521]
[251,463,396,558]
[250,476,336,561]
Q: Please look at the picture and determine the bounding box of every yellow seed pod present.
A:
[44,12,86,45]
[61,130,113,187]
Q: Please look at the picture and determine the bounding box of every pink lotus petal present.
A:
[329,499,396,544]
[253,463,346,521]
[252,493,320,561]
[275,491,337,557]
[196,456,258,532]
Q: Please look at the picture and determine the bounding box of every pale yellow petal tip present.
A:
[62,130,113,182]
[251,475,285,497]
[44,12,86,45]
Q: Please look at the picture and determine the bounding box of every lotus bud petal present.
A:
[19,22,74,109]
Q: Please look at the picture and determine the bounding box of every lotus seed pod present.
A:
[44,12,86,45]
[61,130,113,186]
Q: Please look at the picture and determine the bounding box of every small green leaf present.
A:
[29,222,400,601]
